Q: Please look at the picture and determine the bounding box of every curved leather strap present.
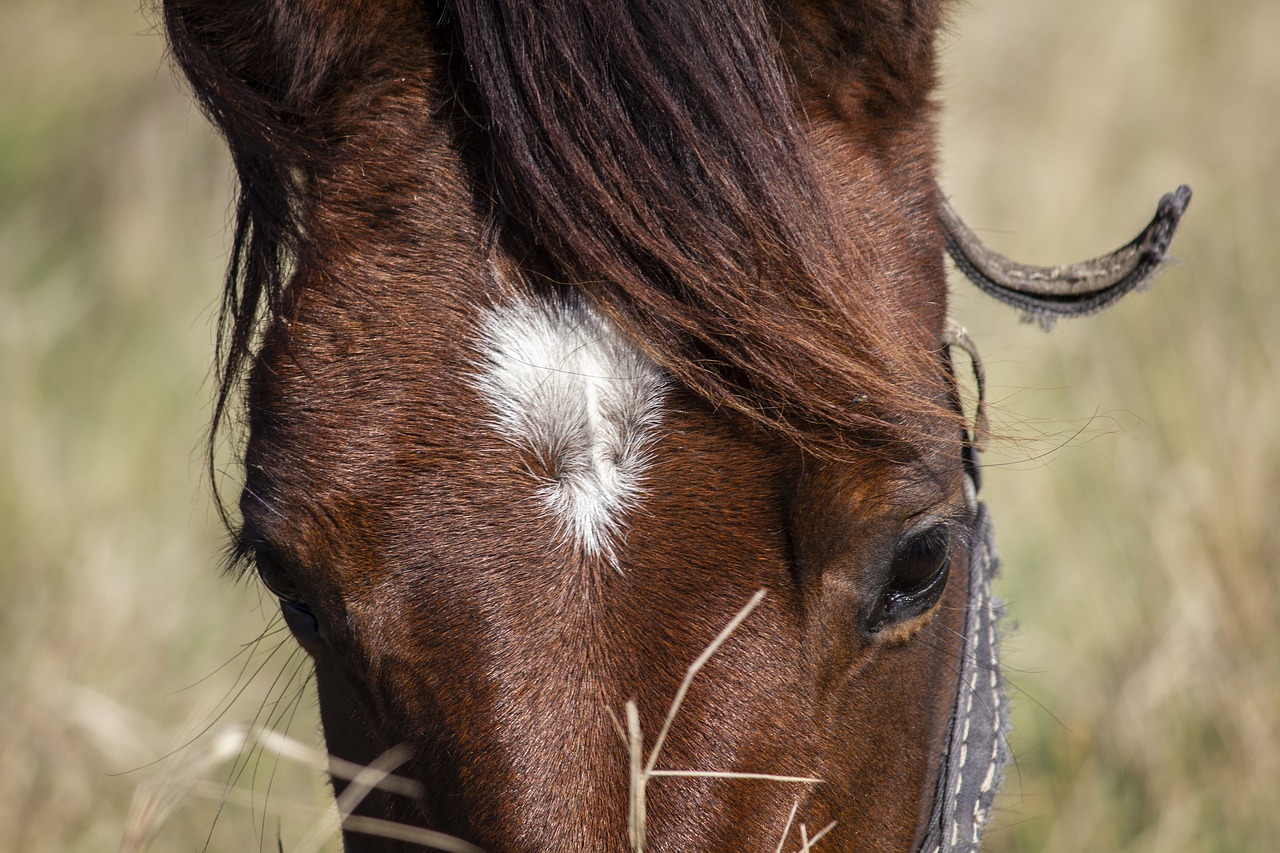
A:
[942,320,988,493]
[941,185,1191,328]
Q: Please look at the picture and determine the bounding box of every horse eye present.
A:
[254,552,304,604]
[868,525,952,631]
[255,552,325,642]
[280,599,321,639]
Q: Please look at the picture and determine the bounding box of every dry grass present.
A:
[613,590,828,853]
[1,0,1275,850]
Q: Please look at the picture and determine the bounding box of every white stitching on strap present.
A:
[918,502,1008,853]
[970,571,998,844]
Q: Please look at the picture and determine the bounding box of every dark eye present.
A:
[868,525,952,631]
[255,551,304,603]
[254,552,324,643]
[280,598,321,640]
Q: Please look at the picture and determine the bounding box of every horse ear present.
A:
[771,0,945,115]
[163,0,412,148]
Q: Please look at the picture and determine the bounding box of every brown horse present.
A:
[162,1,1188,849]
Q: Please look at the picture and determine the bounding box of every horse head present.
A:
[163,1,1187,849]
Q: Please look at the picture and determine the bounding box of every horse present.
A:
[162,1,1189,849]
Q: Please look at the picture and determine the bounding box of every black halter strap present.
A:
[914,495,1009,853]
[912,330,1010,852]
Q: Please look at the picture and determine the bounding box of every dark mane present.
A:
[166,0,954,505]
[444,0,953,449]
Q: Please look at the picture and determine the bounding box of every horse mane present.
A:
[446,0,953,453]
[165,0,954,504]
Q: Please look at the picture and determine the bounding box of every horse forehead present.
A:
[248,283,684,564]
[252,274,948,542]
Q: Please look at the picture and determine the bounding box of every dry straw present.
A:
[611,589,833,853]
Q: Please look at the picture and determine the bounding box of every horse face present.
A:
[241,301,972,851]
[169,0,979,848]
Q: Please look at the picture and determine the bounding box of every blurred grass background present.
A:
[0,0,1275,850]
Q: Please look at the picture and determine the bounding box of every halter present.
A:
[916,493,1006,853]
[909,321,1006,853]
[940,185,1192,329]
[919,184,1191,851]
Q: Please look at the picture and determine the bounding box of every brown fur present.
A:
[165,0,976,849]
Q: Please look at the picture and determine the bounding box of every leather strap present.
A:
[941,185,1191,328]
[914,498,1009,853]
[916,182,1194,848]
